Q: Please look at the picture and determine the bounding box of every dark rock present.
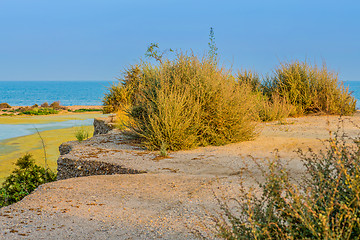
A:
[59,142,77,155]
[57,157,145,180]
[93,117,116,135]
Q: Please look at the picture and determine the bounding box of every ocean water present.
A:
[0,81,112,106]
[0,80,359,107]
[345,81,360,108]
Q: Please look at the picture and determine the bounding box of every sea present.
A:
[0,81,113,142]
[0,80,359,107]
[0,81,113,106]
[345,81,360,108]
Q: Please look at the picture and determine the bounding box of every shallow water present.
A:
[0,113,104,181]
[0,118,93,141]
[0,125,94,182]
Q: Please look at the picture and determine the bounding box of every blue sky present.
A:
[0,0,359,81]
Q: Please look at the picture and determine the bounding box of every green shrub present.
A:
[263,61,356,115]
[217,129,360,239]
[0,154,56,207]
[128,54,259,150]
[13,103,62,115]
[19,107,59,115]
[75,127,90,142]
[72,108,102,113]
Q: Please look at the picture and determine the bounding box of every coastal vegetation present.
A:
[102,53,356,151]
[0,154,56,207]
[75,127,90,142]
[216,130,360,239]
[18,107,59,115]
[0,101,102,116]
[263,61,356,116]
[0,101,64,116]
[104,54,259,151]
[70,108,102,113]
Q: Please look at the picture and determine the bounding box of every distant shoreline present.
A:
[10,105,102,110]
[0,105,102,116]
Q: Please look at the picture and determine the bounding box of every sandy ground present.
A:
[1,113,360,239]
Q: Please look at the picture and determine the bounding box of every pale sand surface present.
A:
[1,113,360,239]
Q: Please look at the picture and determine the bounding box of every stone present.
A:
[93,117,116,135]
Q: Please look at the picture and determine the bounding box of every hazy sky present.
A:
[0,0,359,81]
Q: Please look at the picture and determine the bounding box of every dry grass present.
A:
[129,54,259,150]
[217,126,360,239]
[257,94,297,122]
[103,56,357,150]
[102,66,141,114]
[263,61,356,115]
[104,54,259,150]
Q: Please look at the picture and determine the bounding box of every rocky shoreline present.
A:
[1,113,360,239]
